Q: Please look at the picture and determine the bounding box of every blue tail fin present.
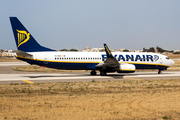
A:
[10,17,55,52]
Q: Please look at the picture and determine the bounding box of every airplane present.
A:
[9,17,175,76]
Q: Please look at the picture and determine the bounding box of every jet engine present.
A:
[117,64,135,73]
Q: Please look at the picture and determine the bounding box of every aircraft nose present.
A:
[171,60,175,66]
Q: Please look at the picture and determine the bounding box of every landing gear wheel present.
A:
[158,70,162,74]
[100,71,107,76]
[90,70,97,75]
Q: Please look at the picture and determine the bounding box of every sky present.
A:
[1,0,180,50]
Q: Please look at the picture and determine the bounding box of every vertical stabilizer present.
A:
[10,17,55,52]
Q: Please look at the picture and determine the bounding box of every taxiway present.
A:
[0,62,180,84]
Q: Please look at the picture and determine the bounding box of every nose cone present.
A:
[170,60,175,66]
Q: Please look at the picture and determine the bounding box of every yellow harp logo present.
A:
[17,30,30,47]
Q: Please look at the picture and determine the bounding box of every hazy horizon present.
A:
[1,1,180,50]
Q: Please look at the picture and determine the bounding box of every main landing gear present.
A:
[90,70,97,75]
[100,71,107,76]
[90,70,107,76]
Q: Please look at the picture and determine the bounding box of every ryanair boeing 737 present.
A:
[10,17,175,76]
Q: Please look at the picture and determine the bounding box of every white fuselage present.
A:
[17,51,175,70]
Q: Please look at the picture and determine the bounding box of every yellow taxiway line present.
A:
[22,80,34,84]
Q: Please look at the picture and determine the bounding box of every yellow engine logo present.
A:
[17,30,30,47]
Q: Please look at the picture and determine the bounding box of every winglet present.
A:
[104,44,113,58]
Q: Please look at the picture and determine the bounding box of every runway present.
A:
[0,62,29,66]
[0,62,180,84]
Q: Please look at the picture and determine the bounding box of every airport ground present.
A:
[0,57,180,119]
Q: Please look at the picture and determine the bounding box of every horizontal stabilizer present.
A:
[14,50,33,57]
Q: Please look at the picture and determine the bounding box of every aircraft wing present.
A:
[96,44,119,69]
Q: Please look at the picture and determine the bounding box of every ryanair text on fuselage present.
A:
[102,54,159,62]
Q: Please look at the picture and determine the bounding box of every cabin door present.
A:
[44,55,48,64]
[159,57,163,64]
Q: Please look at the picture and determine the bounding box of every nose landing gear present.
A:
[158,69,162,74]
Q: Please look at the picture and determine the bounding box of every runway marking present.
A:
[123,77,143,81]
[22,80,34,84]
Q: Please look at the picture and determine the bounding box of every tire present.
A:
[90,70,97,75]
[100,71,106,76]
[158,70,162,74]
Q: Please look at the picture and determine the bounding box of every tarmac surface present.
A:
[0,62,180,84]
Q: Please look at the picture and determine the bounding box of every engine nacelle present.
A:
[117,64,136,73]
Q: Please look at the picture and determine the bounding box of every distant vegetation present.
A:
[59,48,78,51]
[123,49,129,52]
[143,47,155,52]
[143,46,175,53]
[173,51,180,54]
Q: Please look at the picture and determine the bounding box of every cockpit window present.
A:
[166,57,169,60]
